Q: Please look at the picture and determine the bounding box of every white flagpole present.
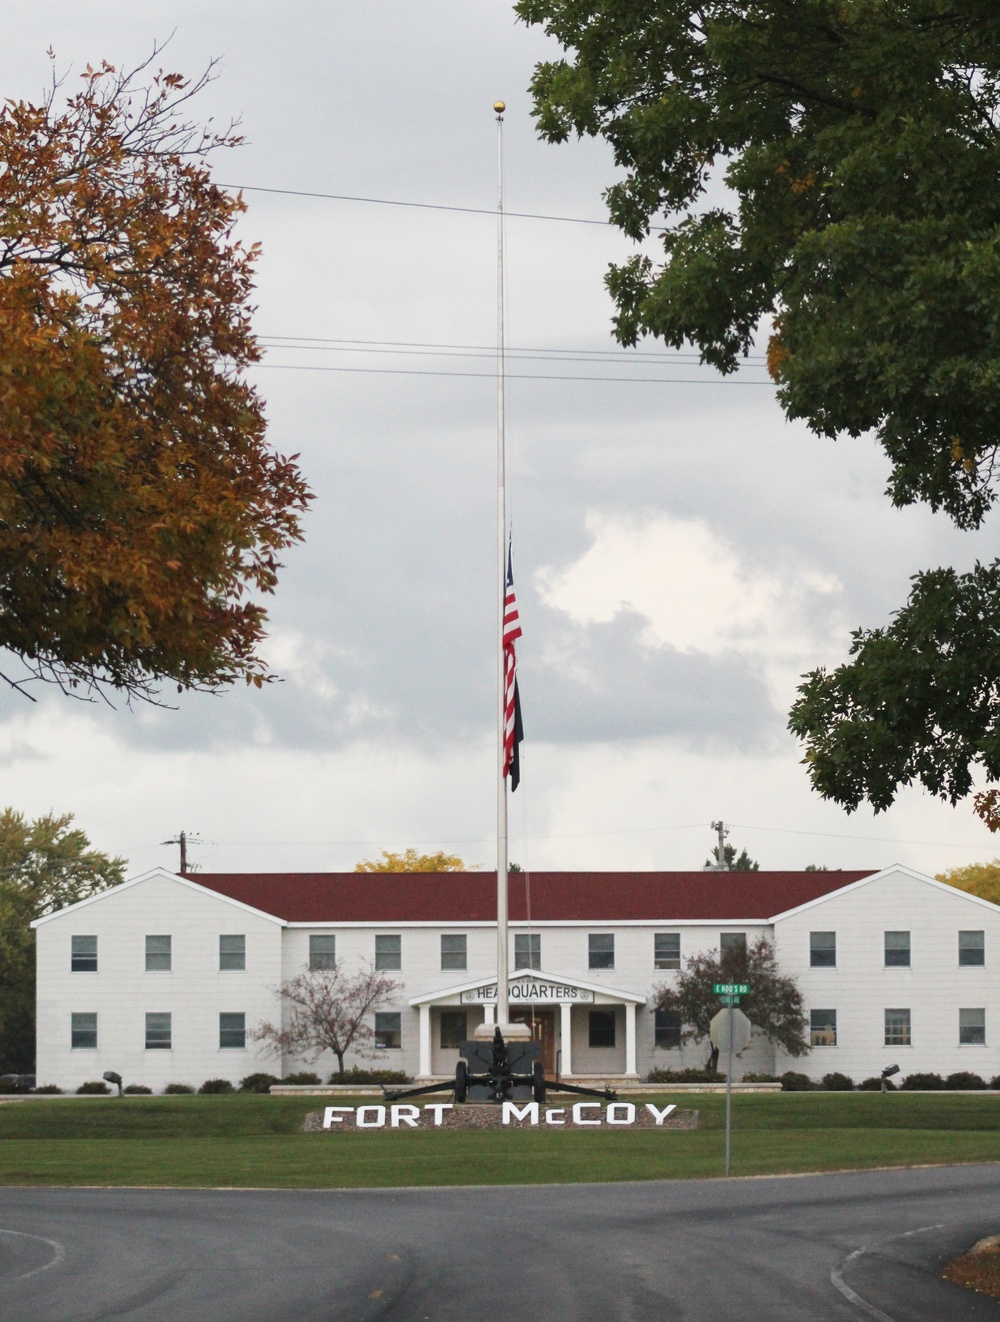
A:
[494,98,510,1034]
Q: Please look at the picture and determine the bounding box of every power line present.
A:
[252,362,772,386]
[258,335,768,367]
[221,181,632,228]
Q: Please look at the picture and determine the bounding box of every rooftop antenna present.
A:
[708,820,730,871]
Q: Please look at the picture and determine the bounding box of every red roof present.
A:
[190,871,871,923]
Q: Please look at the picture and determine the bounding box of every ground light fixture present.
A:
[102,1071,123,1097]
[881,1064,900,1094]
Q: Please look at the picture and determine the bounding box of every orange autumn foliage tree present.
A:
[0,52,310,700]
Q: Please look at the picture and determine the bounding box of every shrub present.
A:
[992,1076,1000,1090]
[945,1071,987,1090]
[123,1084,152,1095]
[32,1084,63,1095]
[198,1078,235,1094]
[900,1072,945,1090]
[779,1071,814,1091]
[282,1072,323,1085]
[326,1068,412,1085]
[741,1072,780,1083]
[239,1073,280,1094]
[645,1068,725,1084]
[821,1072,854,1092]
[858,1076,896,1091]
[163,1082,195,1095]
[76,1080,111,1095]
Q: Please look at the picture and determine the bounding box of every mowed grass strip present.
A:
[0,1093,997,1187]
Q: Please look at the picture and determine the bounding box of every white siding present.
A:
[36,873,282,1092]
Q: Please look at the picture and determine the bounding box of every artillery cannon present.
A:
[383,1026,617,1105]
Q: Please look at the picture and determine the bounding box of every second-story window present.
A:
[375,934,401,971]
[588,934,614,970]
[219,935,246,972]
[720,932,747,957]
[145,935,171,972]
[810,932,837,968]
[440,934,467,971]
[654,933,680,970]
[71,935,98,973]
[514,933,541,970]
[884,931,911,967]
[959,931,985,967]
[309,934,337,971]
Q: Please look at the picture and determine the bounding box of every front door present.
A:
[510,1007,556,1073]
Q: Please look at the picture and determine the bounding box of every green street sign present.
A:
[719,994,741,1006]
[713,983,749,995]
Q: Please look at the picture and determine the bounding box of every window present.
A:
[440,1010,467,1049]
[71,1012,97,1050]
[514,933,541,970]
[810,1009,837,1047]
[959,931,985,967]
[375,1011,401,1049]
[588,1009,616,1048]
[720,932,747,957]
[884,1008,911,1046]
[145,1012,172,1050]
[71,935,98,973]
[145,935,171,972]
[588,934,615,970]
[219,934,246,972]
[959,1008,986,1046]
[309,934,337,971]
[810,932,837,969]
[884,931,910,967]
[440,934,467,971]
[654,1009,681,1049]
[654,933,680,970]
[375,934,401,971]
[219,1012,247,1049]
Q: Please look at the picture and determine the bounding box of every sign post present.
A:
[711,985,751,1176]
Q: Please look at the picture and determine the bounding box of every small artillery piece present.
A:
[382,1026,617,1105]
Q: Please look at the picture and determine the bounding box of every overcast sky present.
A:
[1,1,997,880]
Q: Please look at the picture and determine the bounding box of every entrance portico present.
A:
[410,971,645,1080]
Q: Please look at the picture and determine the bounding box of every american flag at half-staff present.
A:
[503,543,524,791]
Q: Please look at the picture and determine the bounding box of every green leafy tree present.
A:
[704,843,759,871]
[654,936,807,1072]
[0,810,124,1072]
[516,1,1000,826]
[936,860,1000,907]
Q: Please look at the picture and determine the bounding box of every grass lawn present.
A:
[0,1092,996,1188]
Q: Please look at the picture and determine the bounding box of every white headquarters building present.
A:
[33,865,1000,1091]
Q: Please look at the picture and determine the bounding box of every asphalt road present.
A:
[1,1165,998,1320]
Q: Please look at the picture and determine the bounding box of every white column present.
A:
[560,1001,573,1077]
[418,1004,432,1078]
[484,1002,496,1025]
[624,1002,638,1077]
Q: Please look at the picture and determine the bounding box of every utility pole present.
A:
[161,831,200,874]
[710,820,730,871]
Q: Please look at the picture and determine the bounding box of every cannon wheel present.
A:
[454,1059,468,1103]
[532,1060,545,1105]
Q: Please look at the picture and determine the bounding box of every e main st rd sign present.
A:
[460,978,595,1005]
[321,1103,679,1130]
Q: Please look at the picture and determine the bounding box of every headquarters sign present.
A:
[459,977,595,1004]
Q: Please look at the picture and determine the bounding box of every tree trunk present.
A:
[335,1051,345,1079]
[706,1044,720,1074]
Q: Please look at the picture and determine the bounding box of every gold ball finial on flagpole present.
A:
[494,100,506,114]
